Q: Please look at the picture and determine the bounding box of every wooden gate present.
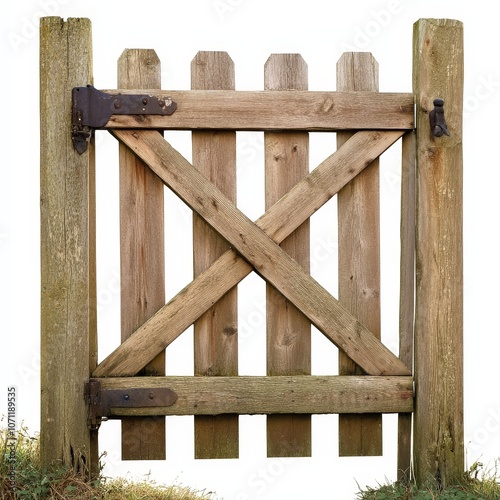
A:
[40,17,464,487]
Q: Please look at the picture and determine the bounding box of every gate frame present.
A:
[39,16,463,487]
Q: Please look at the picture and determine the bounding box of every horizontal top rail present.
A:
[101,90,414,131]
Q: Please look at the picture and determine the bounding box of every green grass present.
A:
[1,420,215,499]
[356,460,500,499]
[3,419,500,499]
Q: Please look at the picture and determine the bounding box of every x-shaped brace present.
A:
[93,129,410,377]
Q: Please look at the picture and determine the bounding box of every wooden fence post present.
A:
[413,18,464,487]
[40,17,97,475]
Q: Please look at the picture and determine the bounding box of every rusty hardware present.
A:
[84,379,178,431]
[429,98,450,137]
[84,379,103,431]
[71,85,177,154]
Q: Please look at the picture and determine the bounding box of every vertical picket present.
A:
[337,52,382,456]
[192,51,239,459]
[118,49,166,460]
[397,130,416,480]
[264,54,311,457]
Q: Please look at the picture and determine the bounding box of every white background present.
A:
[2,1,500,499]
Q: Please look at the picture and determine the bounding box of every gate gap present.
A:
[236,131,265,220]
[309,132,339,295]
[382,413,399,471]
[379,141,403,358]
[236,131,266,376]
[95,130,121,363]
[309,132,339,376]
[311,414,338,456]
[239,415,267,457]
[164,131,194,375]
[164,131,194,300]
[166,415,195,460]
[238,272,267,376]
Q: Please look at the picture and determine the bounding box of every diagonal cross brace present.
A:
[94,129,410,377]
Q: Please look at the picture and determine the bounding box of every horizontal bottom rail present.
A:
[94,375,413,417]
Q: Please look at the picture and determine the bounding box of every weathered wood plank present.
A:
[413,18,464,488]
[397,130,416,481]
[337,52,382,457]
[97,376,413,416]
[118,49,165,460]
[104,90,414,130]
[264,54,311,458]
[192,51,239,459]
[88,102,98,477]
[94,130,405,377]
[109,129,410,377]
[40,16,97,475]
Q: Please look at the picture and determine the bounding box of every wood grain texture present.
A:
[40,16,97,475]
[94,130,405,378]
[108,129,410,378]
[97,376,413,416]
[264,54,311,457]
[397,131,416,481]
[105,90,414,130]
[413,18,464,488]
[191,51,238,459]
[337,52,382,457]
[118,49,166,460]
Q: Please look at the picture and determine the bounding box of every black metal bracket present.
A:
[84,379,178,431]
[71,85,177,154]
[429,98,450,137]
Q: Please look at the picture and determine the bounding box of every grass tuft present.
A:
[4,418,500,499]
[356,459,500,499]
[1,419,215,499]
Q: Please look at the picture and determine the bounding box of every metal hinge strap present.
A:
[84,379,178,431]
[71,85,177,154]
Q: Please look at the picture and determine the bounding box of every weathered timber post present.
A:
[40,17,97,475]
[413,18,464,487]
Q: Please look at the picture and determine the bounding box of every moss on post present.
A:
[40,17,97,476]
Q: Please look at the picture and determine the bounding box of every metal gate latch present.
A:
[72,85,177,154]
[429,98,450,138]
[84,379,178,431]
